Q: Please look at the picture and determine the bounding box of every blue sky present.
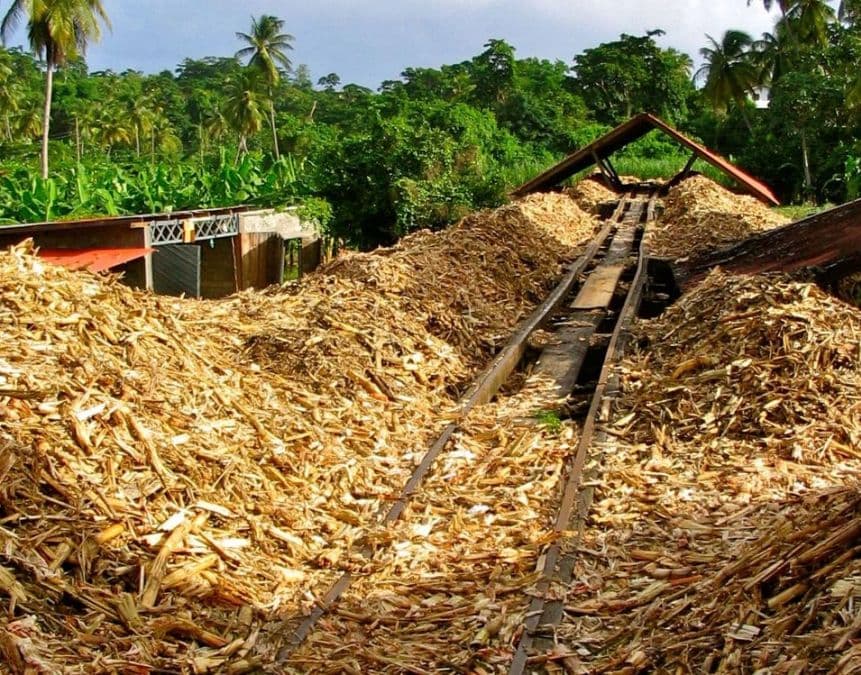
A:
[4,1,781,87]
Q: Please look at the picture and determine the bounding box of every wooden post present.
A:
[143,225,154,292]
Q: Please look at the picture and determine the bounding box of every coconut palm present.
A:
[752,24,795,84]
[695,30,760,132]
[235,14,293,160]
[1,0,110,178]
[94,110,132,156]
[126,95,155,157]
[149,118,182,157]
[785,0,836,46]
[0,54,19,140]
[223,70,266,161]
[17,104,41,140]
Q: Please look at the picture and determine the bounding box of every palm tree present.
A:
[17,104,41,140]
[94,109,131,156]
[695,30,760,132]
[149,117,181,157]
[0,53,19,140]
[126,95,155,157]
[752,25,794,84]
[235,14,293,160]
[747,0,802,48]
[223,70,265,162]
[785,0,836,46]
[1,0,110,178]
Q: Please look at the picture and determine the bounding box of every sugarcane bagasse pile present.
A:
[0,194,596,672]
[647,174,788,260]
[553,270,861,673]
[2,173,861,673]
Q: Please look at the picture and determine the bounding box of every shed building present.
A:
[0,206,322,298]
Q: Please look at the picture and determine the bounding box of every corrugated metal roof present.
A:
[38,247,153,272]
[511,113,780,205]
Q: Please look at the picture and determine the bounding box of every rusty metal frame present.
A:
[511,113,780,205]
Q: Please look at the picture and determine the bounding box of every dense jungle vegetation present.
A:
[1,0,860,247]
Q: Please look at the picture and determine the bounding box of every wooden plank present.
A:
[531,314,602,400]
[675,197,861,288]
[572,264,624,309]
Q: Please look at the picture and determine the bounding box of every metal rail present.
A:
[273,206,623,663]
[508,193,658,674]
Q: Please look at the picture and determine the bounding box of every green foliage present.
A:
[535,410,563,434]
[846,154,861,199]
[573,31,695,125]
[1,3,861,244]
[0,153,319,224]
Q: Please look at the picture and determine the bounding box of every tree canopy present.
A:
[1,5,861,241]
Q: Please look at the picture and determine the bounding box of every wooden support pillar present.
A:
[232,233,244,291]
[680,151,698,177]
[664,152,699,193]
[592,150,623,191]
[602,155,623,191]
[142,225,154,292]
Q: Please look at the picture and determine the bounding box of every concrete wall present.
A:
[239,209,316,240]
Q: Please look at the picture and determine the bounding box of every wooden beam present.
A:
[664,152,699,192]
[674,198,861,288]
[590,150,612,187]
[572,264,625,309]
[600,155,624,191]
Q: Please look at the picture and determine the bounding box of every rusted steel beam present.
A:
[511,112,779,206]
[674,197,861,288]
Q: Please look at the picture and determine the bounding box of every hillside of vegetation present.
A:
[1,1,860,246]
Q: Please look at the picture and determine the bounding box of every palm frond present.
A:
[1,0,31,44]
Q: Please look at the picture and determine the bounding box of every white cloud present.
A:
[4,0,793,85]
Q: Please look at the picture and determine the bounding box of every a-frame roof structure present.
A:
[511,112,780,205]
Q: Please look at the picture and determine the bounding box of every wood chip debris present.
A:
[324,193,598,362]
[283,373,583,672]
[0,193,596,672]
[647,174,789,260]
[564,176,620,216]
[546,269,861,672]
[837,271,861,309]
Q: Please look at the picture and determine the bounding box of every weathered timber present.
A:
[675,198,861,288]
[573,264,624,310]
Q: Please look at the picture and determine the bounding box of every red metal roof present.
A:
[511,113,780,205]
[38,247,153,272]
